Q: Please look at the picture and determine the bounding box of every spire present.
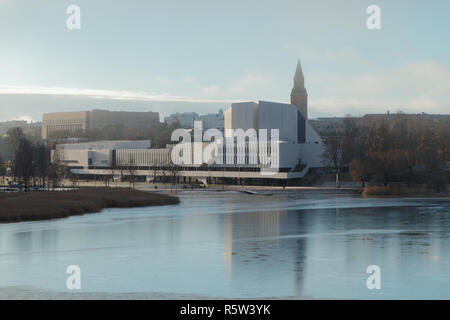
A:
[291,59,308,120]
[294,59,305,84]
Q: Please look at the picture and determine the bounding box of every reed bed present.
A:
[362,185,438,197]
[0,188,179,223]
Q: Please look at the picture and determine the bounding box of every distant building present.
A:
[309,113,450,136]
[0,120,27,134]
[0,120,42,137]
[164,110,225,130]
[164,112,199,128]
[199,109,224,130]
[42,109,159,139]
[309,117,358,135]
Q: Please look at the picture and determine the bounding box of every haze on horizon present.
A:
[1,0,449,122]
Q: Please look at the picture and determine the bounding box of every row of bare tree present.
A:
[321,114,450,190]
[1,128,64,190]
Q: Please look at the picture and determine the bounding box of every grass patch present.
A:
[362,185,439,197]
[0,188,179,223]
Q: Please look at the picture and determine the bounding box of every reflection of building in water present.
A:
[223,207,282,285]
[224,213,233,283]
[223,206,310,296]
[226,211,282,239]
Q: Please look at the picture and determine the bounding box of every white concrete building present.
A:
[224,102,259,136]
[58,140,151,151]
[258,101,299,143]
[54,140,151,168]
[59,60,325,184]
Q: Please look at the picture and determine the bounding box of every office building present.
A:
[42,109,159,139]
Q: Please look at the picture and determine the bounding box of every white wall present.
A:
[258,101,298,143]
[55,149,112,167]
[59,140,151,150]
[224,102,259,137]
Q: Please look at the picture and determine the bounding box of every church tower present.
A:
[290,60,308,119]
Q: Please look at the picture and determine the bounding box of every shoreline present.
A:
[150,185,449,198]
[0,286,317,300]
[0,187,179,224]
[67,180,448,198]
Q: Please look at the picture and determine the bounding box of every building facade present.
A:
[53,140,152,169]
[42,109,159,139]
[164,112,199,128]
[224,102,259,135]
[200,109,224,131]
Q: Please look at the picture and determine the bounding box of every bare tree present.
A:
[160,167,168,185]
[109,162,118,188]
[48,145,65,190]
[169,164,181,192]
[5,127,25,156]
[127,155,136,188]
[321,130,344,187]
[0,154,6,186]
[13,138,34,191]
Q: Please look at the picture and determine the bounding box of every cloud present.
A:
[311,61,450,96]
[308,61,450,117]
[1,61,448,120]
[151,76,170,85]
[0,85,238,104]
[0,72,271,104]
[16,115,34,123]
[284,44,370,69]
[201,73,273,99]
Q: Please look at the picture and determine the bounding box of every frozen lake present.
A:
[0,191,449,299]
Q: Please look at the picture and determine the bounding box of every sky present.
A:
[0,0,449,122]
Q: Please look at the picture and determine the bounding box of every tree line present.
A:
[321,114,450,190]
[0,127,64,190]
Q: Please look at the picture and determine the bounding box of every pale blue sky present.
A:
[0,0,449,121]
